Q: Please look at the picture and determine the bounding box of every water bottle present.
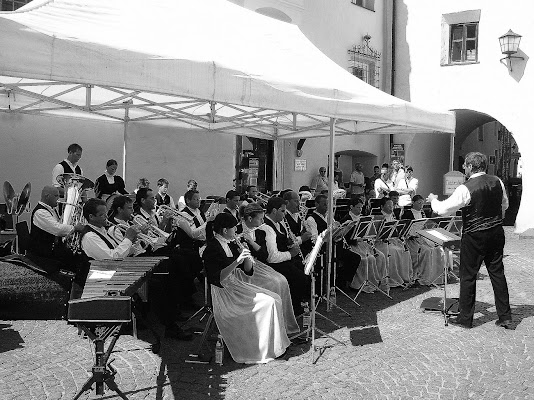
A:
[330,287,337,306]
[302,302,311,328]
[215,335,224,365]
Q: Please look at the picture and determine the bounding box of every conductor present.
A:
[427,152,512,329]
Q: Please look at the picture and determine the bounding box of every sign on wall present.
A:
[390,143,405,165]
[443,171,465,195]
[294,159,307,171]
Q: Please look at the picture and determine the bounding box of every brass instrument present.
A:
[157,205,194,223]
[109,223,148,256]
[132,214,170,241]
[255,192,271,207]
[204,201,222,220]
[57,174,94,254]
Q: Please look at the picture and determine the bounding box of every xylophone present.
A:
[67,256,166,400]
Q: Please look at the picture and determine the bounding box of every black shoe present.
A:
[448,316,472,329]
[495,318,513,329]
[165,326,193,340]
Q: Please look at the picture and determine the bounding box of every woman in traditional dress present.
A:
[202,213,292,364]
[94,159,128,200]
[237,203,300,333]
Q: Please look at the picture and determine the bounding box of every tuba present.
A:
[57,173,94,253]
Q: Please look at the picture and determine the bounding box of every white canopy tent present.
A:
[0,0,455,306]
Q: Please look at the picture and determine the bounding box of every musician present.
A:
[81,198,193,340]
[258,196,309,315]
[282,191,312,257]
[349,162,365,198]
[27,186,85,273]
[368,165,381,195]
[133,178,150,194]
[177,179,198,210]
[52,143,83,195]
[80,199,139,260]
[202,213,295,363]
[402,194,443,286]
[428,152,511,329]
[155,178,176,208]
[387,191,403,220]
[305,194,329,245]
[310,167,328,196]
[390,159,406,189]
[223,190,240,220]
[94,159,128,200]
[374,166,392,199]
[133,188,172,231]
[375,197,413,287]
[340,197,386,292]
[240,185,259,206]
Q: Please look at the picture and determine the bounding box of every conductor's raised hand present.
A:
[427,193,438,202]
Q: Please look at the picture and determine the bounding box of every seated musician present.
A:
[282,190,312,257]
[339,197,386,293]
[374,197,413,287]
[133,188,173,232]
[402,195,444,285]
[177,179,197,211]
[202,213,297,364]
[237,203,299,334]
[28,186,85,274]
[258,196,309,315]
[155,178,176,209]
[305,194,357,291]
[94,159,128,200]
[223,190,240,221]
[81,198,193,340]
[388,191,403,220]
[133,178,150,194]
[240,185,259,206]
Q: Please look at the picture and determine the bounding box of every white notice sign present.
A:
[295,159,307,171]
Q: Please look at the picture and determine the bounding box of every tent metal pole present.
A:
[326,118,336,311]
[123,100,132,183]
[449,132,455,171]
[273,125,279,191]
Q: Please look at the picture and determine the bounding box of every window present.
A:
[450,23,478,63]
[0,0,32,11]
[351,0,374,12]
[348,39,381,89]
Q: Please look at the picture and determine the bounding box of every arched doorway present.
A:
[335,149,378,191]
[453,109,521,226]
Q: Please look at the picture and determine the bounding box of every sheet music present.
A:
[305,230,327,275]
[88,270,116,280]
[425,229,452,242]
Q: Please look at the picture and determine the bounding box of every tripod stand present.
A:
[317,251,354,316]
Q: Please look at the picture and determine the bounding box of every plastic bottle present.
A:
[302,302,311,328]
[215,334,224,365]
[330,286,337,305]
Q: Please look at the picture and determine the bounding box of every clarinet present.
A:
[281,218,305,260]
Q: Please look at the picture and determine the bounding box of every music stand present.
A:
[294,230,345,363]
[349,217,393,301]
[199,199,214,214]
[418,228,461,326]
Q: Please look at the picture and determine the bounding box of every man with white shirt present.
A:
[52,143,83,196]
[81,198,139,260]
[282,190,312,257]
[258,196,308,314]
[28,186,85,273]
[428,152,511,329]
[134,188,173,232]
[349,162,365,198]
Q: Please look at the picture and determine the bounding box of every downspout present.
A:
[389,0,397,154]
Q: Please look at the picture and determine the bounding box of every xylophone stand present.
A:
[72,324,128,400]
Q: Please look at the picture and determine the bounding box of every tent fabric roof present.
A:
[0,0,455,138]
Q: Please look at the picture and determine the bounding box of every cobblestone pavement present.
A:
[1,226,534,400]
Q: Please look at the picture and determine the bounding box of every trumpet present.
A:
[157,205,195,226]
[110,223,149,256]
[255,192,271,207]
[133,215,170,240]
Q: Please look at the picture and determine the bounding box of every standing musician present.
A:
[428,152,511,329]
[340,197,386,293]
[80,198,192,340]
[52,143,83,196]
[282,190,312,257]
[375,197,413,287]
[155,178,176,208]
[257,196,309,315]
[27,186,85,274]
[94,159,128,200]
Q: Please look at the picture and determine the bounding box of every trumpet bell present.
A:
[3,181,16,215]
[16,182,31,216]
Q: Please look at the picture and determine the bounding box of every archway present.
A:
[335,149,378,190]
[453,109,521,226]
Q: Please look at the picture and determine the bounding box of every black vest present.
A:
[264,217,290,253]
[60,160,81,175]
[80,225,117,259]
[310,211,328,234]
[223,208,242,234]
[29,204,58,257]
[285,213,302,237]
[462,174,504,234]
[177,207,206,250]
[155,193,170,206]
